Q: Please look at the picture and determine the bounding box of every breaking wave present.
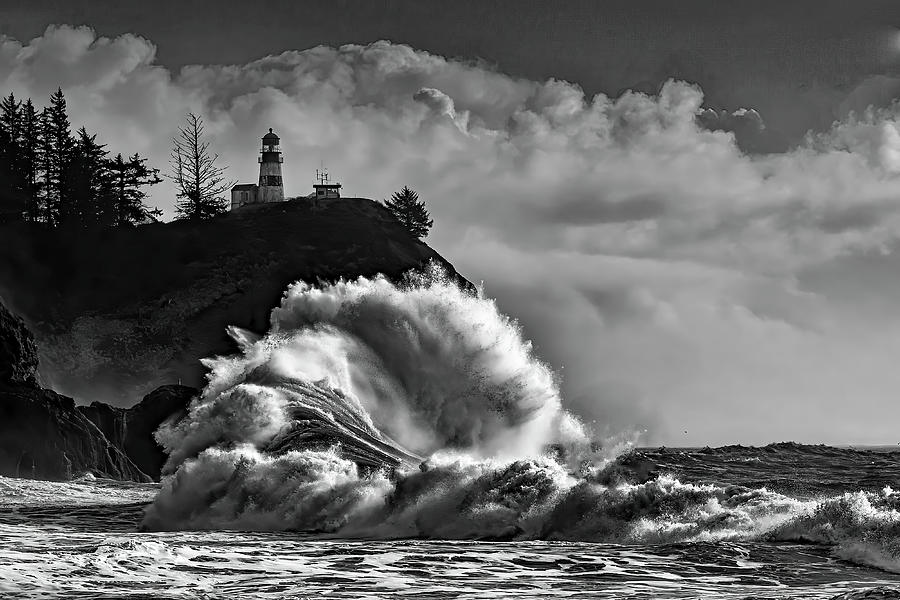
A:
[144,265,592,530]
[142,265,900,574]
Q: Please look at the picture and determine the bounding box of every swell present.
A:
[140,265,900,575]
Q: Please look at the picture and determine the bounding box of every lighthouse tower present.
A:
[258,128,284,203]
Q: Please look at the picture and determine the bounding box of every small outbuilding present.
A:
[310,168,341,199]
[230,184,258,210]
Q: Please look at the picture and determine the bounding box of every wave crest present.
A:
[145,266,592,530]
[142,267,900,577]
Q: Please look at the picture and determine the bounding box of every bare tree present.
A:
[168,112,234,220]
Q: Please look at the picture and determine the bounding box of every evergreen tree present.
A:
[0,93,22,147]
[0,93,23,222]
[383,186,433,239]
[64,127,110,225]
[168,112,233,220]
[19,99,43,223]
[40,88,75,225]
[106,152,162,226]
[0,88,155,227]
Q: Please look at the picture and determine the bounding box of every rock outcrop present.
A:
[0,197,472,406]
[0,299,38,386]
[79,384,197,480]
[0,386,150,481]
[0,301,149,481]
[0,197,472,481]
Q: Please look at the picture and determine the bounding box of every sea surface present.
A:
[3,444,900,599]
[6,272,900,598]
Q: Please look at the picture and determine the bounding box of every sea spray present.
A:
[141,266,900,576]
[264,265,587,458]
[144,265,594,531]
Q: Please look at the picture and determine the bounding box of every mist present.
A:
[5,26,900,444]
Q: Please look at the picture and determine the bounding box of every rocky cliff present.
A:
[0,197,469,406]
[78,384,197,480]
[0,301,149,481]
[0,301,38,386]
[0,196,472,481]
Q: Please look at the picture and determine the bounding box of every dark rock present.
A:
[0,384,149,481]
[0,198,473,405]
[0,301,38,386]
[0,198,472,482]
[80,384,196,480]
[0,302,148,481]
[78,403,127,449]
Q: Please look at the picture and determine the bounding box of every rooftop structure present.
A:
[311,168,342,199]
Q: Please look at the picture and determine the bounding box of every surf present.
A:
[138,266,900,578]
[143,264,592,531]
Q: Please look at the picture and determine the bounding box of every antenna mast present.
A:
[316,165,330,185]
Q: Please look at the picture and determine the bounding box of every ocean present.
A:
[4,269,900,598]
[3,445,900,599]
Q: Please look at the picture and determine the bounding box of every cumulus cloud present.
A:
[5,25,900,444]
[697,106,775,152]
[413,87,468,131]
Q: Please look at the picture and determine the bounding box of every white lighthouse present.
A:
[230,127,285,210]
[258,128,284,203]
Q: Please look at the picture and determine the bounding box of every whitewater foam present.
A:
[140,266,900,579]
[145,265,595,531]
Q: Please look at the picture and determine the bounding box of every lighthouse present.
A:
[258,128,284,203]
[230,128,286,210]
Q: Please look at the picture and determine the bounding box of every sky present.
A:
[4,1,900,445]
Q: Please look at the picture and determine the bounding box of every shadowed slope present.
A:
[0,301,148,481]
[0,197,471,405]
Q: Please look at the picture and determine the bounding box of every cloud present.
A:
[413,87,468,131]
[5,26,900,444]
[838,75,900,120]
[697,106,775,152]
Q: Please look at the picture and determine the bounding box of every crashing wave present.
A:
[144,265,592,530]
[139,266,900,576]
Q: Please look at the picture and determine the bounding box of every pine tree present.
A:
[0,93,23,222]
[65,127,110,225]
[19,99,42,223]
[168,112,233,220]
[383,186,433,239]
[40,88,75,225]
[0,89,154,227]
[106,152,162,226]
[0,93,22,147]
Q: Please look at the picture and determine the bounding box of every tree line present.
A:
[167,111,435,238]
[0,88,435,237]
[0,88,162,227]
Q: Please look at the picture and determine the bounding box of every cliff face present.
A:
[0,300,38,386]
[79,384,196,480]
[0,197,469,405]
[0,387,150,481]
[0,301,148,481]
